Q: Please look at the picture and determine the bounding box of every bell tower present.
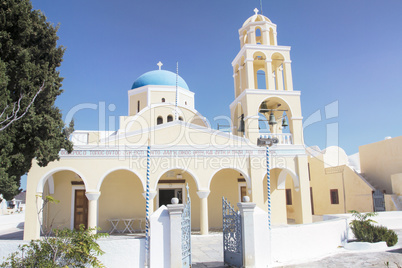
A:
[230,9,304,146]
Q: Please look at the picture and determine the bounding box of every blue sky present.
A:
[21,0,402,190]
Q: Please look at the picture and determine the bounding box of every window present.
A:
[179,116,183,121]
[185,101,187,105]
[162,98,165,102]
[330,189,339,204]
[167,115,173,122]
[157,116,163,125]
[286,189,292,205]
[137,100,140,113]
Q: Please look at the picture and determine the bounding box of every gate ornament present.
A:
[222,197,243,267]
[181,184,191,267]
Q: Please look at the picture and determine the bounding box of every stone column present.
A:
[239,65,244,91]
[167,198,184,268]
[239,34,244,47]
[262,29,269,45]
[238,197,257,268]
[85,191,101,234]
[197,190,210,235]
[245,59,255,89]
[275,65,284,90]
[283,61,293,91]
[233,72,238,97]
[248,29,256,44]
[265,60,274,90]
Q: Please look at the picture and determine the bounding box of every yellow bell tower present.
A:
[230,9,304,147]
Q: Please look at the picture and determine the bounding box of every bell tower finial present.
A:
[157,61,163,70]
[253,8,259,15]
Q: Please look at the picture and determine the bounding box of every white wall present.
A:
[0,239,145,268]
[149,205,170,268]
[97,238,145,268]
[324,211,402,240]
[271,217,348,265]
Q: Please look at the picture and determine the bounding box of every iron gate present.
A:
[222,197,243,267]
[373,189,385,212]
[181,184,191,267]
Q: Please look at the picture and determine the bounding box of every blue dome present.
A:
[131,70,189,90]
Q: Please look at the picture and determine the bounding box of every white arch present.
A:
[208,167,251,190]
[36,167,88,193]
[271,52,287,61]
[252,50,268,60]
[273,167,300,192]
[154,167,201,191]
[97,167,145,192]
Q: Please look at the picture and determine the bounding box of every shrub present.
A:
[0,225,108,268]
[349,210,398,247]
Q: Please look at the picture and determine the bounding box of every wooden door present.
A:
[74,190,88,230]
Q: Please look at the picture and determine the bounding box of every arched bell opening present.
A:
[253,52,267,89]
[234,103,245,136]
[258,97,292,145]
[255,27,262,44]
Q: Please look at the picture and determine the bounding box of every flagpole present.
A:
[175,61,178,121]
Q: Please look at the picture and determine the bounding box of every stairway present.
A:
[391,195,402,211]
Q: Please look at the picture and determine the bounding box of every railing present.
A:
[260,133,293,145]
[181,184,191,267]
[222,197,243,267]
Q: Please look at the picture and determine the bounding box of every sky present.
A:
[24,0,402,165]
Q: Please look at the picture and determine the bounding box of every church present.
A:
[24,9,353,240]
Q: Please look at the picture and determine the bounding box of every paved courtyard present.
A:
[1,221,401,267]
[191,230,402,268]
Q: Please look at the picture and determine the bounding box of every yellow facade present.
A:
[359,136,402,210]
[24,10,314,241]
[308,149,374,215]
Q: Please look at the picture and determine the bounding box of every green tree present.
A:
[0,0,73,201]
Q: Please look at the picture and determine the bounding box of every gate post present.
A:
[167,198,184,268]
[238,197,257,267]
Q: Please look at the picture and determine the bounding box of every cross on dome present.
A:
[254,8,259,15]
[157,61,163,70]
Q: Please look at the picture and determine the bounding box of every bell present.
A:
[268,112,277,125]
[259,102,268,113]
[282,117,288,128]
[238,114,245,133]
